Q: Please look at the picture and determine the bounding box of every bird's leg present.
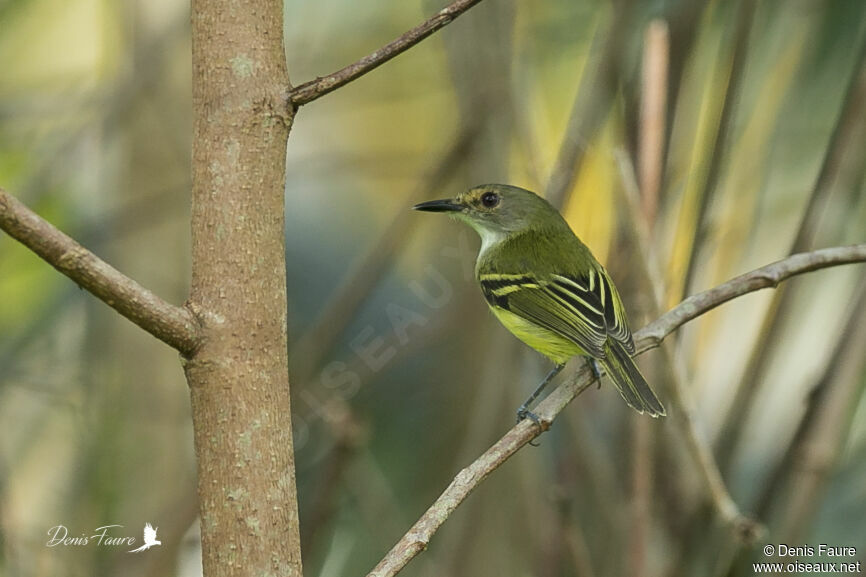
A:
[587,357,602,389]
[516,363,566,424]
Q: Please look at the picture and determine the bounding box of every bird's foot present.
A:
[517,407,544,446]
[516,407,541,424]
[586,358,602,388]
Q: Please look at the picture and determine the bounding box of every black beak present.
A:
[413,199,463,213]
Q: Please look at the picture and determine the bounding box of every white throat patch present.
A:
[477,227,507,259]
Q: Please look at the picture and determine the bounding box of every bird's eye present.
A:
[480,192,500,208]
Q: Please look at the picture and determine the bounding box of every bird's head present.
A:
[413,184,564,243]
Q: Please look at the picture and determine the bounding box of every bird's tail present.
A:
[600,340,666,417]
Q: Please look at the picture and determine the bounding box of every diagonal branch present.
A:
[0,188,200,355]
[366,243,866,577]
[287,0,486,107]
[636,244,866,352]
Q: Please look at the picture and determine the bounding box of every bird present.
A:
[129,523,162,552]
[414,184,665,421]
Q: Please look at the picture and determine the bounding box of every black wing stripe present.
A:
[551,275,609,322]
[480,275,536,308]
[596,270,636,353]
[592,270,604,306]
[599,273,618,330]
[551,275,591,293]
[485,273,606,329]
[558,269,637,354]
[480,275,534,292]
[546,285,605,329]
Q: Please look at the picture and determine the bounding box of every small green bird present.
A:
[414,184,665,420]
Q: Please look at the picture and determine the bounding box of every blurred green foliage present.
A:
[1,0,865,576]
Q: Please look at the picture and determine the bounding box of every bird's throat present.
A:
[476,227,507,260]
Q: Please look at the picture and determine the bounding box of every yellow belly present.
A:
[489,306,585,364]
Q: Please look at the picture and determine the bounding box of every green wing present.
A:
[479,267,634,359]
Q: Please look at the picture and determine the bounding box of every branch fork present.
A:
[0,188,200,355]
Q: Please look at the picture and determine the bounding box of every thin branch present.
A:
[0,188,200,355]
[287,0,486,107]
[366,243,866,577]
[637,244,866,352]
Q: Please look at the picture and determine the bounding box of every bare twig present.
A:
[0,188,200,354]
[366,244,866,577]
[637,245,866,352]
[287,0,486,106]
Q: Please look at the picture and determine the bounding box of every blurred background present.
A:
[1,0,865,575]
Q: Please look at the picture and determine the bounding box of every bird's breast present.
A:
[487,304,585,364]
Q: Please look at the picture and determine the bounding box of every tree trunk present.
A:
[187,1,301,576]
